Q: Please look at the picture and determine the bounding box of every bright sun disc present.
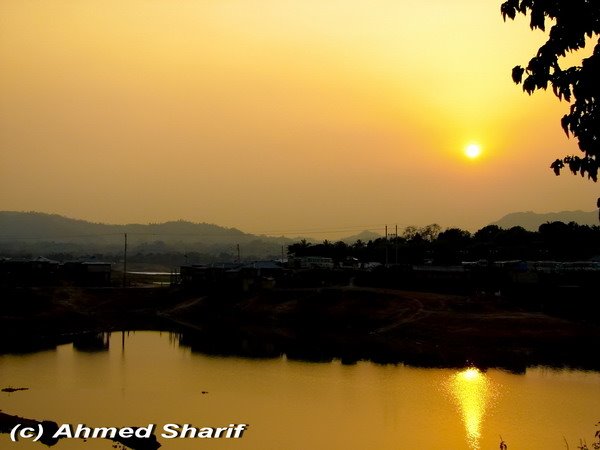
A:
[465,144,482,159]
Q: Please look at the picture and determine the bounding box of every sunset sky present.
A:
[1,0,598,238]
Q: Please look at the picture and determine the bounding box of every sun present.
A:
[464,143,482,159]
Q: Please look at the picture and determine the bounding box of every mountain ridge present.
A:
[490,210,598,231]
[1,210,598,258]
[0,211,294,258]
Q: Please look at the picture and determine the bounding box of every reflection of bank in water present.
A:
[446,368,499,450]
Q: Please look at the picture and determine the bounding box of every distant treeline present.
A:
[287,222,600,265]
[0,249,275,270]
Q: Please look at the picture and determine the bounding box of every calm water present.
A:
[1,331,599,450]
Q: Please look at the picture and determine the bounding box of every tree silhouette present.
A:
[501,0,600,182]
[285,222,600,266]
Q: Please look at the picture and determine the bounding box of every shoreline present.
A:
[1,285,599,372]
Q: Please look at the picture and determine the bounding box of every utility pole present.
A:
[237,244,241,263]
[395,224,398,265]
[385,225,388,267]
[123,233,128,287]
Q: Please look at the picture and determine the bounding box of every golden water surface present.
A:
[1,331,599,450]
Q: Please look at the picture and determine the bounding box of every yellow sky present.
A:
[1,0,597,237]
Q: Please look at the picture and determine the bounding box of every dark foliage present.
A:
[501,0,600,181]
[288,222,600,264]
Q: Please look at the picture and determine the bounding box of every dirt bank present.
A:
[1,286,598,371]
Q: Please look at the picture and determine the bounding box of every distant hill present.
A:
[0,211,295,258]
[490,210,598,231]
[341,230,382,244]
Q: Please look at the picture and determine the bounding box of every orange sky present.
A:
[1,0,598,237]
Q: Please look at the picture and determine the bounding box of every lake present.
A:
[1,331,599,450]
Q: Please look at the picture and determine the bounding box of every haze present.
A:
[1,0,597,238]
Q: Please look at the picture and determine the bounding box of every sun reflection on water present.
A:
[446,367,497,450]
